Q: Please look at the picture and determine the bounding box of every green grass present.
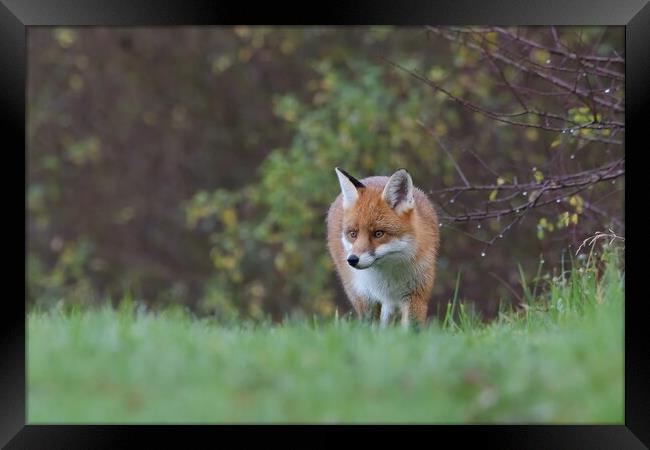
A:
[28,248,624,423]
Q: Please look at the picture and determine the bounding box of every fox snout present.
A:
[345,251,377,270]
[347,255,360,267]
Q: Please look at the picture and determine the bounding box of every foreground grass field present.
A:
[28,249,623,423]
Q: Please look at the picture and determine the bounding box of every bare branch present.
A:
[383,58,623,146]
[431,159,624,196]
[427,27,625,113]
[493,27,624,77]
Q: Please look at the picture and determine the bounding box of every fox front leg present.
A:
[380,303,396,328]
[354,297,381,323]
[400,295,428,330]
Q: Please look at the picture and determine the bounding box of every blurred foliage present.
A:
[27,26,624,320]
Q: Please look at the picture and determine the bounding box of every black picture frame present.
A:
[2,1,648,448]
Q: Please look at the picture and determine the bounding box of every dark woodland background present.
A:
[27,26,624,321]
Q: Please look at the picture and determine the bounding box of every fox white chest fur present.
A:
[326,168,440,328]
[342,235,419,305]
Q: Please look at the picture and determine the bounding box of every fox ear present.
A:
[335,167,364,208]
[382,168,414,214]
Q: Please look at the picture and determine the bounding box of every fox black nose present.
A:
[347,255,359,267]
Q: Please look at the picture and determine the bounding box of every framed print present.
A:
[2,0,648,448]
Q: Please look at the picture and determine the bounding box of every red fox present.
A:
[327,168,440,328]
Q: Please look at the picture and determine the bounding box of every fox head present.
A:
[335,167,417,270]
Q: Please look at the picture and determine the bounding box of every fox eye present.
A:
[373,230,384,238]
[349,230,358,239]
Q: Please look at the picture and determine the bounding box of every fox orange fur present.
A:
[327,168,440,328]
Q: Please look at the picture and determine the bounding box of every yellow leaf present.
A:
[485,31,499,43]
[525,128,539,141]
[531,49,550,64]
[280,39,295,54]
[428,66,446,82]
[211,55,233,74]
[238,48,253,62]
[68,74,83,92]
[53,28,77,48]
[221,208,238,229]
